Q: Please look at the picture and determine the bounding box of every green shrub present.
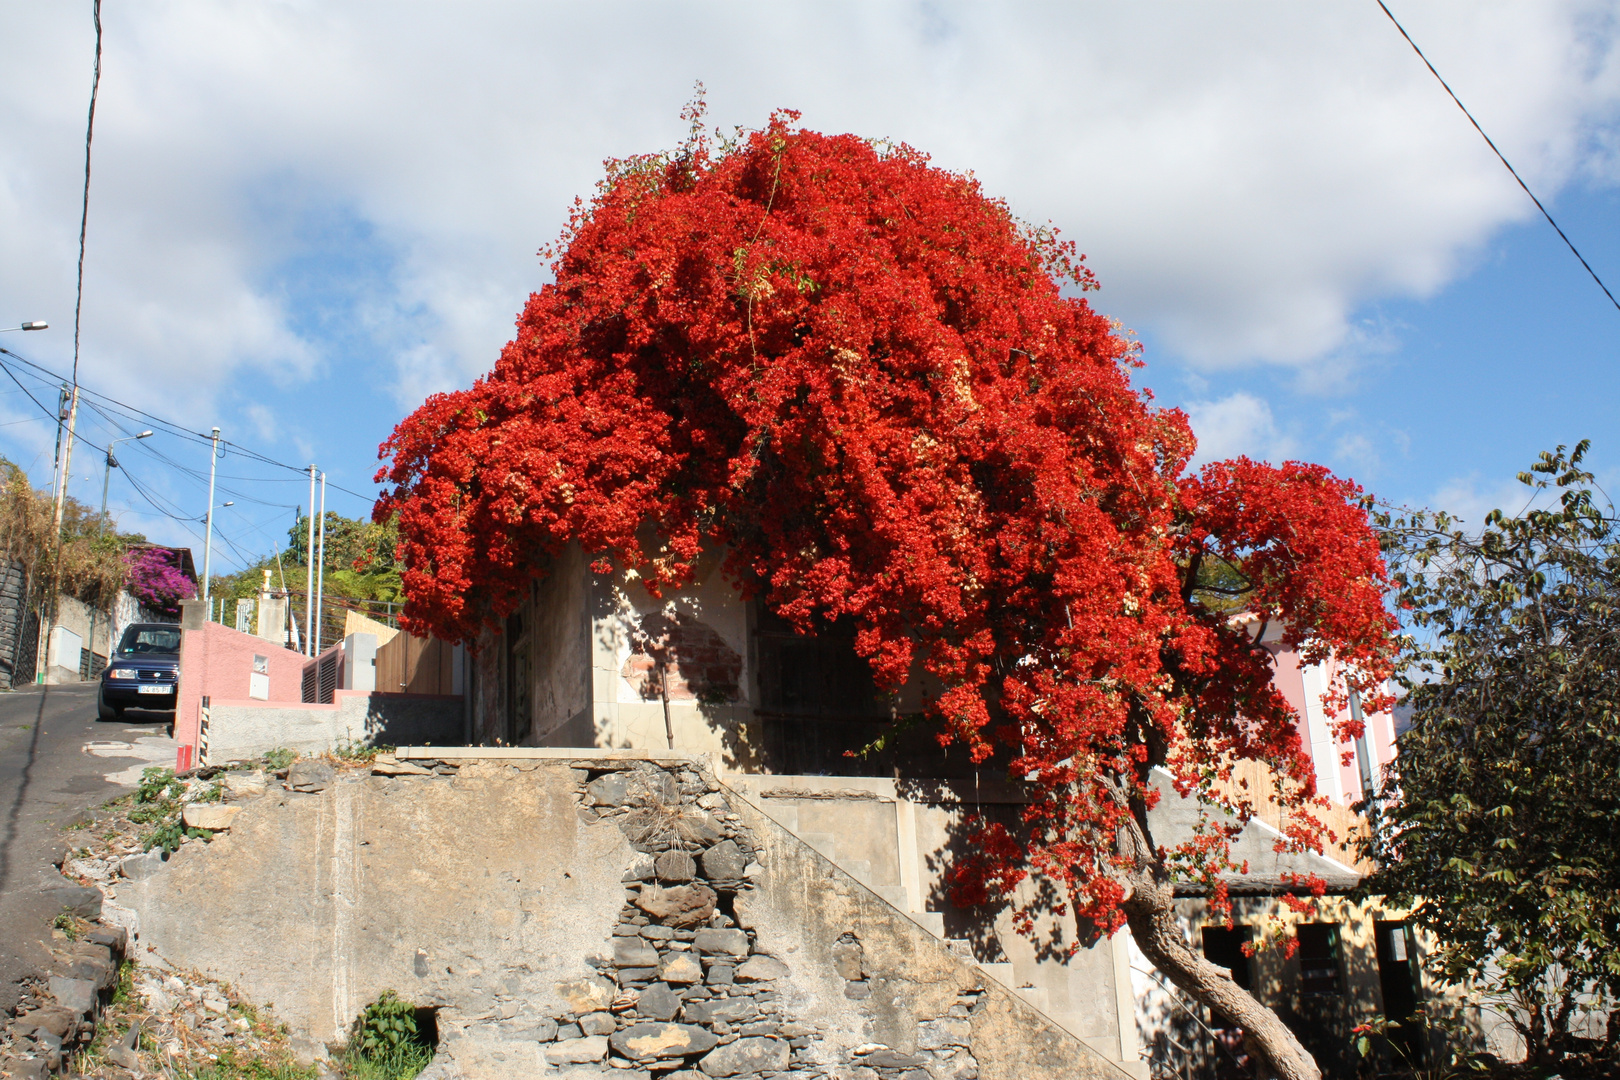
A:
[262,748,297,771]
[142,819,210,854]
[346,991,432,1079]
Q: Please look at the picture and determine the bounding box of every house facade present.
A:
[450,544,1422,1077]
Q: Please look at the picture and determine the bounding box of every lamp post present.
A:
[97,431,154,536]
[0,321,48,333]
[86,430,152,669]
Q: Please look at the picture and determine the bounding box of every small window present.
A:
[1202,925,1253,991]
[1296,923,1341,994]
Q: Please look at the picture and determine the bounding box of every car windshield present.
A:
[117,626,181,656]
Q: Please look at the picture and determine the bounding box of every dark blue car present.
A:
[98,623,181,720]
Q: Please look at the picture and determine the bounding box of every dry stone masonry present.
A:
[103,749,1127,1080]
[417,758,987,1080]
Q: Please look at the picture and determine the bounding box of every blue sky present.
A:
[2,2,1618,577]
[1148,177,1620,521]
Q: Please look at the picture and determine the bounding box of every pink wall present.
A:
[176,622,307,768]
[1268,646,1397,804]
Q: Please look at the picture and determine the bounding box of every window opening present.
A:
[1201,924,1253,991]
[1296,923,1341,995]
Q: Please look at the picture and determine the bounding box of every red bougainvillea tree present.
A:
[377,106,1395,1080]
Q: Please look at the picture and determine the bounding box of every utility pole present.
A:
[202,427,220,605]
[87,430,151,667]
[314,472,327,654]
[36,386,82,679]
[305,466,316,655]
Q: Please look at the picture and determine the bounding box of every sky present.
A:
[1,1,1618,578]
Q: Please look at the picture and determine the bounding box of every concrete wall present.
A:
[120,749,1136,1080]
[121,758,631,1051]
[201,690,464,763]
[54,595,110,658]
[529,542,590,741]
[177,613,308,760]
[582,548,761,765]
[724,772,1141,1071]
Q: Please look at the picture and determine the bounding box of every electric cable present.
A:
[0,347,379,505]
[1375,0,1620,314]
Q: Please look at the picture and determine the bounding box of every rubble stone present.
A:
[370,756,431,776]
[635,982,681,1021]
[613,938,660,967]
[697,1036,789,1076]
[181,804,243,831]
[633,884,716,928]
[544,1035,609,1064]
[917,1017,972,1049]
[223,770,268,797]
[556,977,616,1014]
[659,953,703,984]
[46,977,95,1016]
[287,762,334,792]
[698,840,747,881]
[691,928,748,957]
[655,850,696,882]
[119,850,167,880]
[609,1022,718,1061]
[733,956,789,982]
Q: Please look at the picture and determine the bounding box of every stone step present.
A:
[978,961,1015,981]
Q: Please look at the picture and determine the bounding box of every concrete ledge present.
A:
[396,745,703,763]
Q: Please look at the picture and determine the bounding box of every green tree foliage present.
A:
[207,512,402,646]
[0,457,150,608]
[1367,442,1620,1067]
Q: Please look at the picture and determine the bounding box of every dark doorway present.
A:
[1374,920,1419,1018]
[504,610,530,746]
[1375,920,1423,1065]
[754,607,887,775]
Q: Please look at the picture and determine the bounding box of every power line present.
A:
[0,345,378,505]
[71,0,104,386]
[1375,0,1620,315]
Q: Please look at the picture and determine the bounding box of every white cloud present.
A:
[1,0,1617,428]
[1185,392,1298,466]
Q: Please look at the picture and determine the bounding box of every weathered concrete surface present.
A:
[121,752,1134,1080]
[120,762,632,1046]
[725,784,1127,1080]
[202,690,463,762]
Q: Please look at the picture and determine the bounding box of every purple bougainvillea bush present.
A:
[124,547,194,617]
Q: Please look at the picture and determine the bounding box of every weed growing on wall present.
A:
[345,991,433,1079]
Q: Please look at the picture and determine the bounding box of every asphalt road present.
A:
[0,683,176,1013]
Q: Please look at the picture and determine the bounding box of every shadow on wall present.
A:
[901,777,1115,969]
[624,608,758,769]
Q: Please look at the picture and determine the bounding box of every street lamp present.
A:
[0,321,47,333]
[98,431,154,536]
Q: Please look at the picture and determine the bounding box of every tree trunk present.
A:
[1122,874,1321,1080]
[1111,784,1321,1080]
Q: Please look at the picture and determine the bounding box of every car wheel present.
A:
[96,686,123,722]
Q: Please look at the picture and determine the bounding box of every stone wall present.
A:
[120,749,1133,1080]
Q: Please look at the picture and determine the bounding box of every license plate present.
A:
[137,684,172,695]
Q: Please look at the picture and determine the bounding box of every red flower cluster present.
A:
[376,111,1396,932]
